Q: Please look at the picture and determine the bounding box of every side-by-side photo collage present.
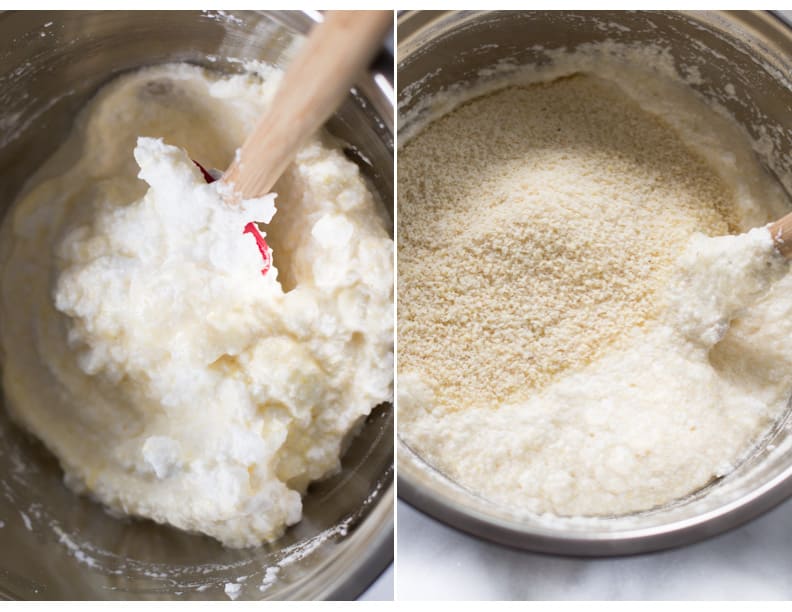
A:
[1,7,792,604]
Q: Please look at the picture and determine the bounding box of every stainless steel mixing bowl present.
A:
[397,10,792,556]
[0,10,393,600]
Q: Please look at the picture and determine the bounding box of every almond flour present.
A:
[399,74,739,410]
[398,67,792,516]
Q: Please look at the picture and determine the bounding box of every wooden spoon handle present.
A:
[222,10,392,199]
[769,210,792,258]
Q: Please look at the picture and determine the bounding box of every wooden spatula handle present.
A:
[222,10,392,199]
[769,210,792,258]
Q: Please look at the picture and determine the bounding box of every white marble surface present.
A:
[397,500,792,600]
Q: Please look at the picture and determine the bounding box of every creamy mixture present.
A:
[398,68,792,517]
[0,63,393,547]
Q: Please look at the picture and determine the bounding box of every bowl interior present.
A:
[397,9,792,555]
[0,10,393,599]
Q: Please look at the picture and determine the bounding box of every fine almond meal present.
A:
[398,64,792,517]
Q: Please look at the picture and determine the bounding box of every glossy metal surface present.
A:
[0,10,393,600]
[397,10,792,556]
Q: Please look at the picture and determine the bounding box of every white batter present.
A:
[399,62,792,517]
[0,63,393,547]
